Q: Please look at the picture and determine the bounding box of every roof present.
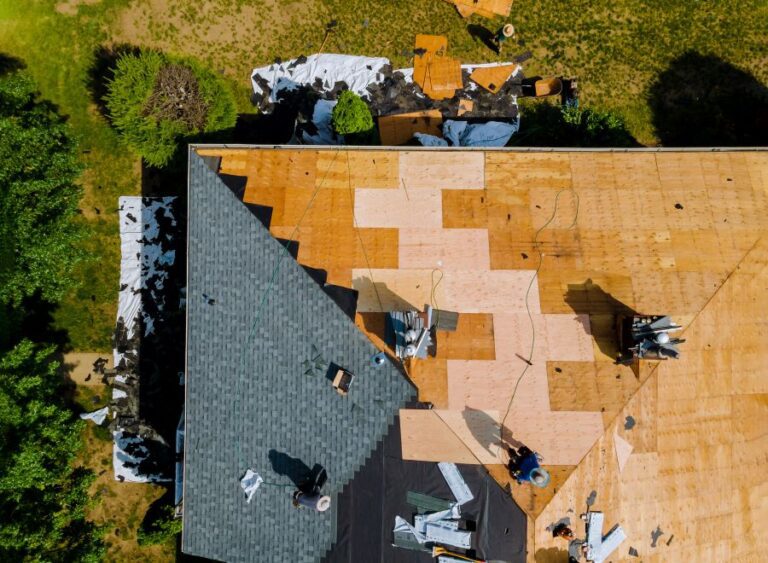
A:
[192,145,768,561]
[182,153,415,563]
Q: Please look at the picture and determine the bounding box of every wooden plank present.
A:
[378,110,443,147]
[470,64,519,94]
[401,151,485,189]
[400,409,479,464]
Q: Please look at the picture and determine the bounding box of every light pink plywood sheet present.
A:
[400,151,485,190]
[354,187,442,228]
[399,228,491,270]
[351,268,447,312]
[447,360,550,412]
[503,408,604,465]
[543,314,595,361]
[443,270,541,313]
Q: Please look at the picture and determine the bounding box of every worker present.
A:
[493,23,515,52]
[507,444,550,487]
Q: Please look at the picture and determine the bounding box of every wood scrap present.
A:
[470,64,520,94]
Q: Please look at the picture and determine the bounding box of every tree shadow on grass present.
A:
[649,51,768,146]
[85,43,142,119]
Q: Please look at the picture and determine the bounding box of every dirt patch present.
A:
[55,0,101,16]
[111,0,329,81]
[62,351,113,386]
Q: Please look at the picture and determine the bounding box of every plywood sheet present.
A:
[400,151,485,189]
[400,408,479,464]
[398,228,490,270]
[443,270,541,313]
[378,110,443,147]
[470,64,519,94]
[434,409,503,464]
[352,268,446,312]
[354,187,443,228]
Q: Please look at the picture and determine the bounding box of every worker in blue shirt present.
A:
[507,445,550,488]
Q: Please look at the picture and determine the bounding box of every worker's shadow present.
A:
[467,24,499,54]
[268,450,327,493]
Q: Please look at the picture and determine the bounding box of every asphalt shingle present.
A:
[183,152,415,562]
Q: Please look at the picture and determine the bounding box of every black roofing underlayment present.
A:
[183,153,415,562]
[324,415,527,563]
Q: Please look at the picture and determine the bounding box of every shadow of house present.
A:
[649,51,768,146]
[564,279,637,360]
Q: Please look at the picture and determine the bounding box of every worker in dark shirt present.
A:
[507,445,550,487]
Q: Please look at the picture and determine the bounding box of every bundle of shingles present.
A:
[441,0,513,19]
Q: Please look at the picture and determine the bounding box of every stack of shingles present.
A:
[441,0,513,19]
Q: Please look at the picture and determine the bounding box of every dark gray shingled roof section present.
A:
[183,151,415,563]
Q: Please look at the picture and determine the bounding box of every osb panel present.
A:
[378,110,443,147]
[469,64,519,93]
[399,409,478,464]
[242,149,317,200]
[546,361,643,425]
[398,228,490,270]
[400,151,485,189]
[435,313,496,360]
[354,187,443,228]
[316,150,399,189]
[406,357,448,408]
[485,152,572,190]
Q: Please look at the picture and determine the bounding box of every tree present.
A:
[511,102,638,147]
[104,51,237,167]
[0,340,105,561]
[331,90,375,138]
[0,70,84,307]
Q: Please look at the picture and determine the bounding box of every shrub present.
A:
[137,505,181,546]
[331,90,374,136]
[105,51,236,167]
[512,101,637,147]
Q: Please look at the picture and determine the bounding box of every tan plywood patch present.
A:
[470,64,519,93]
[436,313,496,360]
[398,228,490,270]
[400,409,479,463]
[354,187,443,228]
[400,151,485,189]
[378,110,443,147]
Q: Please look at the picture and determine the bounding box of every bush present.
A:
[512,101,638,147]
[105,51,236,167]
[331,90,374,136]
[137,505,181,546]
[0,69,84,307]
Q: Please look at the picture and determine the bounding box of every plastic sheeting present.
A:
[80,406,109,426]
[251,54,390,104]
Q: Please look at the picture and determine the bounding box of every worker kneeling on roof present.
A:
[507,444,550,488]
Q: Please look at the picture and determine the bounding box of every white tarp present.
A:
[79,406,109,426]
[251,54,389,104]
[240,470,264,503]
[300,99,342,145]
[113,196,176,484]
